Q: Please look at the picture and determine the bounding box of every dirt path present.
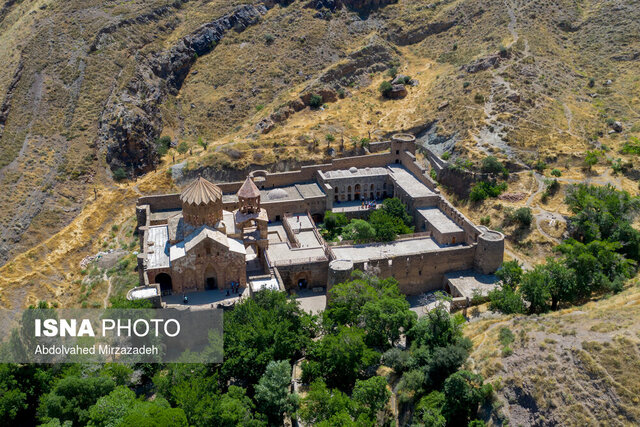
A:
[103,272,113,308]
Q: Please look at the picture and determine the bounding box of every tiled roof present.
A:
[180,176,222,205]
[237,176,260,198]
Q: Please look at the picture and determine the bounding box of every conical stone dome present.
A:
[180,176,223,205]
[181,176,223,227]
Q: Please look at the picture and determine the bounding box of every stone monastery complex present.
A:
[130,135,504,307]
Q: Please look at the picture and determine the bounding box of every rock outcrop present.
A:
[99,4,267,176]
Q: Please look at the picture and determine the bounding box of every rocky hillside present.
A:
[0,0,639,422]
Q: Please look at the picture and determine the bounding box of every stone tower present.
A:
[237,176,261,215]
[473,226,505,274]
[180,176,223,227]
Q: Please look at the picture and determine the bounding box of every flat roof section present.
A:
[267,243,327,266]
[295,182,325,199]
[322,167,388,179]
[418,207,464,234]
[387,165,436,198]
[445,271,498,299]
[332,236,443,263]
[147,226,170,269]
[149,209,181,223]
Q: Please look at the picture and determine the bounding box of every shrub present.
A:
[481,156,505,174]
[264,33,275,44]
[584,150,599,170]
[551,168,562,177]
[463,81,470,89]
[441,151,451,160]
[309,94,323,108]
[621,136,640,155]
[156,136,172,156]
[255,104,265,111]
[533,159,547,172]
[474,93,485,104]
[113,168,127,181]
[177,142,189,154]
[381,348,410,373]
[325,133,335,142]
[480,216,491,226]
[469,181,507,202]
[197,137,208,150]
[511,207,533,228]
[387,66,398,78]
[379,81,393,97]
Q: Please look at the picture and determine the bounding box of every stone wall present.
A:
[276,260,329,290]
[353,244,477,295]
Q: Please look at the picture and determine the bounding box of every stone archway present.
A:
[155,273,172,295]
[293,271,311,290]
[204,265,218,290]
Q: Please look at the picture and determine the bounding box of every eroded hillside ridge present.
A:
[99,4,268,177]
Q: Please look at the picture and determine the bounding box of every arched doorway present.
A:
[204,265,217,290]
[156,273,172,295]
[354,184,361,201]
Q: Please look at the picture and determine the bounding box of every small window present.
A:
[396,150,400,155]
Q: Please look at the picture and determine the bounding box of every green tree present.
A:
[255,361,298,425]
[379,81,393,97]
[120,399,188,427]
[481,156,505,174]
[38,376,116,425]
[0,364,27,422]
[519,265,552,314]
[156,136,172,156]
[113,168,127,181]
[557,239,635,298]
[177,142,189,155]
[488,284,526,314]
[414,391,446,427]
[510,207,533,228]
[352,376,390,420]
[442,371,492,425]
[342,219,377,243]
[212,386,262,427]
[496,260,523,289]
[87,386,136,427]
[322,211,349,237]
[381,197,412,225]
[304,327,379,390]
[309,94,323,108]
[298,380,353,426]
[222,290,313,386]
[325,272,416,349]
[584,150,599,171]
[407,304,465,350]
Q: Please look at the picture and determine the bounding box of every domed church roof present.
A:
[237,176,261,199]
[180,176,222,205]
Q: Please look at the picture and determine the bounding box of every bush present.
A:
[325,133,335,142]
[381,348,410,373]
[309,94,323,108]
[113,167,127,181]
[481,156,505,174]
[474,93,485,104]
[441,151,451,160]
[551,168,562,177]
[156,136,172,156]
[264,33,275,44]
[469,181,507,202]
[510,207,533,228]
[533,159,547,172]
[177,142,189,154]
[387,66,398,78]
[379,81,393,97]
[197,137,208,150]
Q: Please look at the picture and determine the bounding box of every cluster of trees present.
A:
[321,198,414,243]
[490,184,640,314]
[299,272,492,425]
[2,275,491,426]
